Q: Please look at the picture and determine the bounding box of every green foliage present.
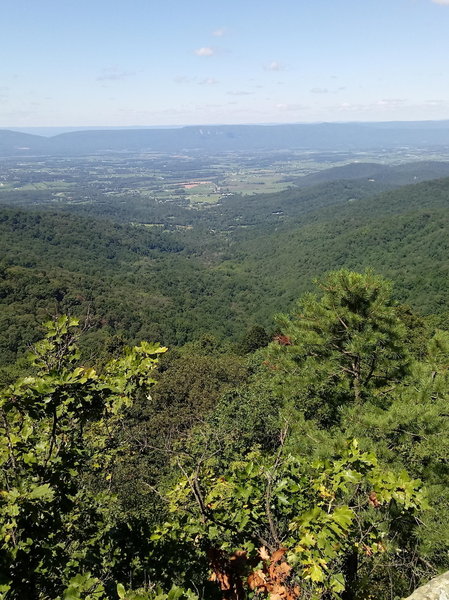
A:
[59,577,198,600]
[0,317,166,598]
[156,439,425,599]
[237,326,271,355]
[62,574,105,600]
[1,262,449,599]
[3,175,449,378]
[115,584,197,600]
[339,328,449,575]
[265,269,410,424]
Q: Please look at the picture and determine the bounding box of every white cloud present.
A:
[264,61,284,72]
[212,28,226,37]
[424,99,446,106]
[174,76,218,85]
[194,47,214,56]
[376,98,406,107]
[335,99,412,114]
[432,0,449,5]
[227,90,254,96]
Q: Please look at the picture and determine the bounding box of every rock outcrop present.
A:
[405,572,449,600]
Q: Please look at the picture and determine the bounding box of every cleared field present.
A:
[222,173,291,195]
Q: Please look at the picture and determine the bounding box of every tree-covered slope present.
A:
[2,175,449,379]
[291,160,449,188]
[0,209,261,375]
[2,272,448,600]
[221,176,449,317]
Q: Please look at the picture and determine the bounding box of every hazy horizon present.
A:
[5,118,449,139]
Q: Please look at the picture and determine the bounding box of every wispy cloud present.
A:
[198,77,218,85]
[227,90,254,96]
[264,61,284,72]
[310,87,329,94]
[174,76,218,85]
[212,28,226,37]
[423,99,446,106]
[97,67,135,82]
[194,47,215,57]
[431,0,449,5]
[376,98,406,107]
[335,98,413,113]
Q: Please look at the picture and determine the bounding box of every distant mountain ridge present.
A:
[292,160,449,187]
[1,121,449,156]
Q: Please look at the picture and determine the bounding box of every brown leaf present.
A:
[259,546,270,561]
[247,570,267,591]
[218,574,231,590]
[271,583,287,595]
[271,547,287,563]
[274,334,293,346]
[285,587,301,600]
[230,550,247,561]
[368,491,381,508]
[276,562,292,577]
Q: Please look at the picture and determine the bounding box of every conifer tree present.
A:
[269,269,410,424]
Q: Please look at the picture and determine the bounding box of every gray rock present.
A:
[405,572,449,600]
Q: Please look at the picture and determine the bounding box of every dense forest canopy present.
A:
[1,173,449,377]
[1,270,449,600]
[1,138,449,599]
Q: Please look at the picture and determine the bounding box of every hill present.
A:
[1,121,449,156]
[1,175,449,377]
[0,209,261,374]
[291,160,449,187]
[224,176,449,316]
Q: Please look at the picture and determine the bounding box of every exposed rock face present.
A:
[405,572,449,600]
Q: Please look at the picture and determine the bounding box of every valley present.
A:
[2,123,449,600]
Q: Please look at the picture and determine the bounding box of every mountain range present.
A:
[2,121,449,156]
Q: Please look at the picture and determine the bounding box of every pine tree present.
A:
[268,269,410,425]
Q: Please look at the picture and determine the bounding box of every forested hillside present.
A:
[1,175,449,379]
[2,271,449,600]
[4,0,449,595]
[1,152,449,599]
[225,177,449,316]
[0,209,261,380]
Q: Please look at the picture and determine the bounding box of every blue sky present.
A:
[2,0,449,127]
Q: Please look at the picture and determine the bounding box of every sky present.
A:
[2,0,449,128]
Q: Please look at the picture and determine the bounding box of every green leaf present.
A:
[331,572,345,593]
[307,562,325,582]
[28,484,54,502]
[332,506,353,530]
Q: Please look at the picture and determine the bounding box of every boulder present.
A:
[405,572,449,600]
